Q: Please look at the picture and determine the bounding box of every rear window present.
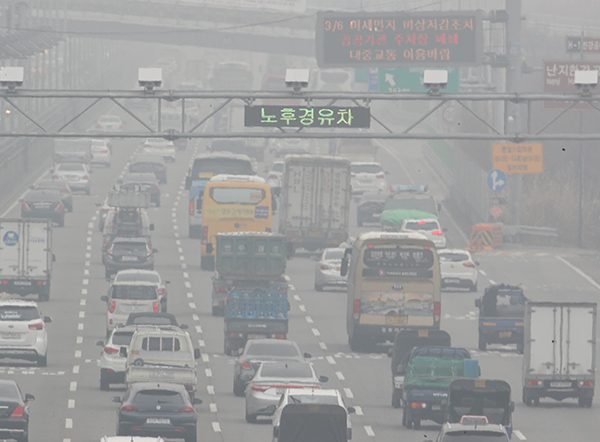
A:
[134,389,184,404]
[324,249,345,260]
[0,306,40,321]
[0,383,19,399]
[271,163,284,172]
[37,180,67,189]
[404,221,440,231]
[113,242,148,253]
[260,364,313,378]
[111,286,157,300]
[351,164,382,174]
[141,337,181,351]
[25,191,60,201]
[116,273,160,283]
[288,394,339,405]
[439,253,470,262]
[246,343,299,358]
[112,331,134,346]
[57,164,85,171]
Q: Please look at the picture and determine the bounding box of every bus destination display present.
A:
[316,11,482,68]
[362,247,434,278]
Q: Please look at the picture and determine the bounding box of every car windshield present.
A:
[0,306,40,321]
[133,155,163,164]
[112,331,134,346]
[288,394,339,405]
[209,187,265,205]
[113,242,147,253]
[442,432,509,442]
[37,180,66,189]
[324,249,345,260]
[260,364,313,378]
[404,221,440,231]
[133,390,184,404]
[246,343,299,357]
[57,164,85,171]
[271,163,284,172]
[116,273,160,283]
[352,164,382,174]
[439,252,470,262]
[111,286,157,300]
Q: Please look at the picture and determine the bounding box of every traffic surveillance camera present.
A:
[0,67,24,90]
[574,70,598,96]
[423,69,448,95]
[285,69,309,93]
[138,68,162,92]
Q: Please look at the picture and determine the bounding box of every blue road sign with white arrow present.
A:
[487,169,507,192]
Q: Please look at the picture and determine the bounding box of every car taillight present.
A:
[28,322,43,330]
[109,301,116,313]
[579,380,594,387]
[1,281,7,285]
[60,189,69,193]
[240,361,252,370]
[320,264,331,271]
[147,248,152,258]
[201,226,208,245]
[55,202,64,211]
[152,185,159,190]
[189,201,194,215]
[431,230,443,235]
[103,150,109,154]
[376,173,385,179]
[121,405,137,411]
[353,300,361,320]
[104,346,119,354]
[153,302,160,313]
[96,124,101,129]
[272,334,285,339]
[119,125,124,130]
[268,174,278,180]
[158,288,165,296]
[527,380,543,387]
[53,174,59,179]
[462,262,476,268]
[266,227,271,232]
[21,202,30,211]
[434,302,441,323]
[179,407,195,412]
[411,402,427,409]
[10,405,24,418]
[351,173,356,178]
[250,384,269,392]
[83,175,89,180]
[215,286,227,292]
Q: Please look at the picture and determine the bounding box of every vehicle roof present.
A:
[351,162,382,166]
[217,231,284,238]
[132,154,165,163]
[438,249,471,254]
[116,269,160,277]
[128,382,188,393]
[101,437,165,442]
[0,299,39,307]
[209,174,265,183]
[25,189,61,197]
[402,218,440,223]
[356,231,430,242]
[246,338,298,346]
[111,280,157,287]
[127,312,177,321]
[131,327,189,337]
[284,155,350,166]
[193,152,252,162]
[111,237,150,243]
[123,173,158,181]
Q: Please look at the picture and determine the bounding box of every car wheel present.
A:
[58,216,65,227]
[245,412,257,424]
[478,334,486,351]
[38,289,50,302]
[470,283,478,292]
[392,395,401,409]
[17,432,28,442]
[401,408,407,426]
[105,269,112,279]
[516,342,524,354]
[155,199,161,207]
[185,431,197,442]
[533,397,540,407]
[86,188,91,196]
[314,282,323,292]
[100,375,110,391]
[37,354,47,367]
[161,300,167,313]
[233,380,245,397]
[349,334,366,352]
[212,306,223,317]
[412,419,421,430]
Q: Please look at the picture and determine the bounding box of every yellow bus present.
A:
[341,231,441,352]
[201,175,272,270]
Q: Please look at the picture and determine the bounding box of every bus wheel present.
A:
[349,335,365,352]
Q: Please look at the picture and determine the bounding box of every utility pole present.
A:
[506,0,523,225]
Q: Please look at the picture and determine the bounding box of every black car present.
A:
[34,178,73,212]
[356,192,387,226]
[21,190,65,227]
[103,237,158,279]
[125,312,187,329]
[121,173,161,207]
[112,382,201,442]
[129,153,167,184]
[0,380,35,442]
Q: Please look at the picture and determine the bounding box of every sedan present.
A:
[439,249,478,291]
[356,192,387,226]
[53,162,91,195]
[96,115,124,132]
[129,154,167,184]
[97,325,137,390]
[114,269,170,312]
[103,237,158,279]
[314,248,347,291]
[142,139,176,162]
[400,218,447,249]
[21,190,65,227]
[91,139,112,167]
[233,339,310,397]
[112,383,201,442]
[350,162,387,196]
[120,173,161,207]
[34,178,73,212]
[245,362,328,423]
[0,380,35,442]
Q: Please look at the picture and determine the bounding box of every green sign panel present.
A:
[244,106,370,128]
[377,67,460,92]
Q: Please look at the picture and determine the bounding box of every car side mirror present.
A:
[52,254,56,262]
[303,352,312,359]
[43,316,52,323]
[340,258,349,277]
[24,393,35,402]
[165,280,171,285]
[150,224,155,231]
[194,348,201,360]
[100,295,108,302]
[266,404,277,413]
[347,406,356,414]
[119,347,127,358]
[206,243,213,254]
[474,261,480,266]
[387,348,393,358]
[96,340,104,347]
[111,396,122,403]
[319,375,329,383]
[193,398,203,405]
[152,249,159,253]
[510,401,515,412]
[180,324,189,330]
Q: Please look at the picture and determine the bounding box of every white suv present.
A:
[0,300,52,366]
[350,162,387,196]
[97,325,139,390]
[400,218,447,249]
[101,281,161,337]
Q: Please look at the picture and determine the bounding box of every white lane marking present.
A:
[557,256,600,290]
[195,325,202,333]
[82,279,89,285]
[312,328,320,337]
[85,253,90,258]
[205,368,213,377]
[189,302,196,309]
[173,225,179,230]
[293,294,301,301]
[88,222,94,228]
[183,272,189,278]
[319,342,328,350]
[81,289,87,295]
[86,237,91,242]
[69,382,77,392]
[210,403,218,412]
[284,275,291,281]
[181,263,187,269]
[85,261,90,267]
[202,354,210,363]
[344,388,354,398]
[63,439,71,442]
[86,245,91,250]
[478,269,487,276]
[192,314,200,321]
[305,316,314,324]
[288,284,296,290]
[91,215,97,221]
[326,356,337,365]
[178,247,184,253]
[78,323,84,330]
[73,366,79,374]
[80,299,86,306]
[68,399,75,408]
[335,371,345,381]
[514,430,526,440]
[180,256,185,261]
[65,418,73,429]
[79,311,85,318]
[299,305,306,312]
[174,232,180,238]
[489,279,496,285]
[364,425,375,437]
[207,385,215,395]
[76,336,83,344]
[176,240,181,245]
[84,269,89,275]
[354,406,364,415]
[187,293,193,299]
[74,351,82,358]
[212,422,221,432]
[198,340,206,347]
[185,281,191,288]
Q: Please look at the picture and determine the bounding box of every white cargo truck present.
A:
[522,302,596,407]
[279,155,351,253]
[0,218,53,301]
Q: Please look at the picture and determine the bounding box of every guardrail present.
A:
[503,225,558,246]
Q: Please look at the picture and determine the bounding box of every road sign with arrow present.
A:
[487,169,507,192]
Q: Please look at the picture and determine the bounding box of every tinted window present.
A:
[260,364,313,378]
[288,394,338,405]
[133,155,164,165]
[246,343,300,357]
[439,253,470,262]
[112,331,134,346]
[0,306,40,321]
[37,180,67,190]
[442,432,509,442]
[324,249,345,260]
[191,158,254,178]
[133,390,184,404]
[271,163,284,172]
[57,164,85,171]
[351,164,382,174]
[209,187,265,205]
[363,247,434,269]
[112,286,157,300]
[113,242,147,253]
[404,221,440,231]
[25,191,60,201]
[0,383,19,399]
[116,273,160,283]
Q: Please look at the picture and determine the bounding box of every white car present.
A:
[96,115,124,132]
[97,325,138,390]
[350,162,387,196]
[439,249,478,291]
[100,437,165,442]
[314,248,348,291]
[142,139,176,162]
[113,269,170,312]
[0,300,52,366]
[400,218,447,249]
[53,163,91,194]
[91,139,111,167]
[266,161,285,196]
[271,389,355,441]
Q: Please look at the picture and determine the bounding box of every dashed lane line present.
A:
[557,256,600,291]
[305,316,314,324]
[354,406,363,416]
[319,342,328,350]
[335,372,345,380]
[68,399,75,408]
[212,422,221,433]
[514,430,527,440]
[69,382,77,392]
[210,403,218,413]
[478,269,487,276]
[344,388,354,399]
[326,356,337,365]
[312,328,320,337]
[364,425,375,437]
[65,418,73,429]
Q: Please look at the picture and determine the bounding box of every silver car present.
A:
[245,362,328,423]
[53,162,91,194]
[314,248,348,291]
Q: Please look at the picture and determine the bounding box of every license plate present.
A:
[1,333,21,339]
[499,331,512,338]
[444,278,460,284]
[146,418,170,424]
[123,305,145,312]
[372,213,381,218]
[550,382,572,388]
[386,316,407,325]
[149,371,174,379]
[13,281,32,286]
[335,267,341,272]
[431,405,442,410]
[121,256,138,261]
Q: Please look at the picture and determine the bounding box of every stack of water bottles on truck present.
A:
[211,232,289,355]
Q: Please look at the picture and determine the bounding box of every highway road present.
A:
[0,120,599,442]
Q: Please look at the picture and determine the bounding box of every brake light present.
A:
[10,405,24,418]
[250,384,269,392]
[55,202,64,211]
[121,405,137,411]
[215,286,227,292]
[151,185,159,190]
[21,202,30,211]
[320,264,331,271]
[268,174,278,180]
[1,281,7,285]
[180,406,195,412]
[96,124,101,129]
[527,380,543,387]
[146,247,152,258]
[103,150,109,154]
[53,174,59,179]
[119,125,124,130]
[201,226,208,245]
[153,302,160,313]
[60,189,69,193]
[266,227,271,232]
[83,175,89,180]
[431,230,443,235]
[189,201,194,215]
[272,334,285,339]
[463,262,476,268]
[351,173,356,178]
[104,346,119,354]
[376,173,385,179]
[434,302,441,323]
[109,301,116,313]
[353,300,361,320]
[411,402,427,409]
[158,288,165,296]
[579,380,594,387]
[240,361,252,370]
[28,322,43,330]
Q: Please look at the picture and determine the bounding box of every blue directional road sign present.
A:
[487,169,507,192]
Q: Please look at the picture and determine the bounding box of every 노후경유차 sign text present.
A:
[244,106,370,128]
[316,11,482,68]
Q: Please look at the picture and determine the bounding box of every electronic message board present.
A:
[316,10,482,68]
[244,105,370,128]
